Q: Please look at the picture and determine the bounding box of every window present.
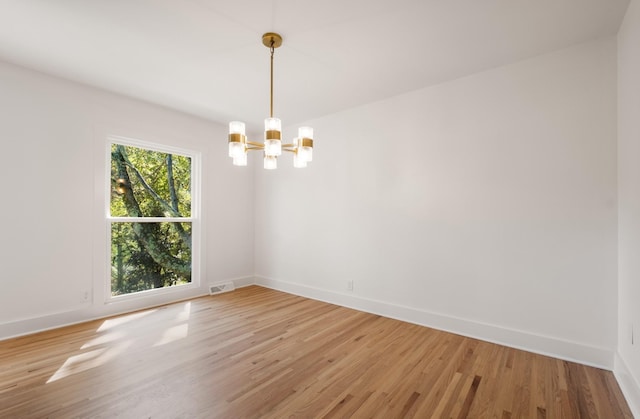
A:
[108,139,198,298]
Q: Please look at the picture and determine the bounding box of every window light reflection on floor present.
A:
[46,302,191,383]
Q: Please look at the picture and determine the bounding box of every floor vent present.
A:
[209,281,235,295]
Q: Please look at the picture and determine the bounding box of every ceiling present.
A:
[0,0,630,133]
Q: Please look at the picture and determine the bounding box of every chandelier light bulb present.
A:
[228,142,244,158]
[265,117,281,132]
[293,153,307,168]
[264,155,277,170]
[233,153,248,166]
[298,126,313,139]
[228,121,246,158]
[298,146,313,162]
[229,121,246,135]
[265,140,282,157]
[264,117,282,157]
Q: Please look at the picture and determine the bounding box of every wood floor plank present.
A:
[0,286,633,418]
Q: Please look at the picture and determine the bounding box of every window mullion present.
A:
[109,217,194,223]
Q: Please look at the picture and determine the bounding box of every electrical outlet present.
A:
[347,280,354,291]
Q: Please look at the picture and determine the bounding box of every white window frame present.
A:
[105,135,201,302]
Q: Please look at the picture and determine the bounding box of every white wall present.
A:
[616,0,640,415]
[255,37,618,368]
[0,60,254,340]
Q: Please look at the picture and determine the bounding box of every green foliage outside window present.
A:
[110,144,193,296]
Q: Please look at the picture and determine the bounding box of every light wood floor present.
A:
[0,286,632,418]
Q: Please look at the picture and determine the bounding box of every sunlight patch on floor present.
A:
[46,302,193,383]
[80,331,125,350]
[153,302,191,347]
[153,323,189,347]
[46,341,132,383]
[97,309,156,332]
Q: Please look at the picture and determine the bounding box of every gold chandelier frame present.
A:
[228,32,314,169]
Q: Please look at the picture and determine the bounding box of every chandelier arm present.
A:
[246,141,264,147]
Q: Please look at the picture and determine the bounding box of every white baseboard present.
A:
[255,275,613,370]
[228,275,256,289]
[615,353,640,418]
[0,276,257,342]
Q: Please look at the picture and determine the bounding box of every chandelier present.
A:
[228,32,314,169]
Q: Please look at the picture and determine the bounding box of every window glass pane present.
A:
[110,144,191,217]
[111,222,192,296]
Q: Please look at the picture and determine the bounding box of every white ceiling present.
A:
[0,0,630,132]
